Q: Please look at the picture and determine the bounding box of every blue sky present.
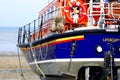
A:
[0,0,52,27]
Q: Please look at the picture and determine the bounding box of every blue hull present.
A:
[20,30,120,63]
[56,34,120,59]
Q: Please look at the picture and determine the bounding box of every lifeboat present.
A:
[17,0,120,80]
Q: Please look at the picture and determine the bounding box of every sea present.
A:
[0,27,18,53]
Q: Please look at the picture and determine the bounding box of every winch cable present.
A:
[39,43,48,60]
[17,46,26,80]
[24,27,46,79]
[17,29,46,80]
[29,41,46,79]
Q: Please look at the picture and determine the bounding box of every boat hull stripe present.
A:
[29,58,120,64]
[21,35,84,50]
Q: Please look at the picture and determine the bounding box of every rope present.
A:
[39,43,48,60]
[29,41,46,79]
[17,46,26,80]
[18,24,47,80]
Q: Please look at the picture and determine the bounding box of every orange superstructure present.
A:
[29,0,120,41]
[33,0,88,40]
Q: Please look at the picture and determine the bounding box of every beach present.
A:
[0,27,40,80]
[0,52,40,80]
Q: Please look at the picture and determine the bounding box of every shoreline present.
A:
[0,52,28,69]
[0,51,22,56]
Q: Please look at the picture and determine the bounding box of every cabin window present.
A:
[51,6,54,17]
[53,6,56,15]
[47,9,50,19]
[49,8,52,19]
[44,12,46,22]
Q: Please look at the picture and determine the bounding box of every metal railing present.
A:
[111,2,120,18]
[17,7,62,45]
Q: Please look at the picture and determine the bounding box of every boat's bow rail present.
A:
[17,19,39,44]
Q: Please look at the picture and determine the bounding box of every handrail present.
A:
[88,2,110,16]
[104,2,120,26]
[17,7,63,44]
[111,2,120,17]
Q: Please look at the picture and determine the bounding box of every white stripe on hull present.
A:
[29,58,120,64]
[28,58,120,77]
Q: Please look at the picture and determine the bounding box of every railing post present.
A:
[22,26,26,43]
[34,20,36,41]
[28,23,31,42]
[18,27,21,44]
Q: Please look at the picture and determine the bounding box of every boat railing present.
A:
[103,2,120,31]
[87,1,120,30]
[86,2,111,27]
[111,2,120,18]
[87,2,120,17]
[39,7,62,26]
[88,2,110,16]
[17,6,63,44]
[18,18,40,44]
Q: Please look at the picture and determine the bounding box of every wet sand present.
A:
[0,52,40,80]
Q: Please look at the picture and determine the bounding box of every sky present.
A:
[0,0,52,27]
[0,0,53,53]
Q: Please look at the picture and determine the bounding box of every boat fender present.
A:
[55,16,64,32]
[50,16,64,33]
[50,19,57,32]
[56,22,64,31]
